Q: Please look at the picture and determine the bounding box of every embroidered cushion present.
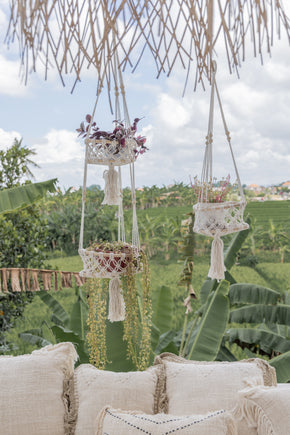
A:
[154,353,276,415]
[96,406,237,435]
[234,384,290,435]
[0,342,78,435]
[73,363,162,435]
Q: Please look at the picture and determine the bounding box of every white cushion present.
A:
[234,384,290,435]
[96,406,237,435]
[74,363,161,435]
[0,342,78,435]
[154,354,276,416]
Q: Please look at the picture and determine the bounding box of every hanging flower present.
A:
[190,174,233,203]
[76,115,148,158]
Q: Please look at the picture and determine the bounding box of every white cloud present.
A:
[33,129,83,165]
[0,128,21,148]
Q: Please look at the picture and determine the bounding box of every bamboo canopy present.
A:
[6,1,290,91]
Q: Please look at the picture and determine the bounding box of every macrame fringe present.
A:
[102,165,120,205]
[0,268,86,293]
[225,412,238,435]
[208,235,226,281]
[233,395,274,435]
[108,277,125,322]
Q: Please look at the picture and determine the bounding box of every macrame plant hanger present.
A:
[78,45,141,322]
[193,60,249,281]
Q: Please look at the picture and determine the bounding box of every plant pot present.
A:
[193,200,249,237]
[79,247,141,278]
[85,137,137,166]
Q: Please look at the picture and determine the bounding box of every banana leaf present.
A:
[269,351,290,383]
[0,179,57,214]
[230,304,290,326]
[69,288,88,340]
[187,280,230,361]
[155,330,178,355]
[224,216,251,270]
[229,283,280,306]
[38,292,69,326]
[151,285,173,334]
[19,331,51,347]
[226,328,290,355]
[105,320,135,372]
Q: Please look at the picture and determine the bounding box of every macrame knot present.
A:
[208,234,226,281]
[108,277,126,322]
[102,165,120,205]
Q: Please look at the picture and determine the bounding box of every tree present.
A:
[0,139,56,354]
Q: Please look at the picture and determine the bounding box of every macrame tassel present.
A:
[208,234,226,281]
[102,164,120,205]
[11,269,21,292]
[108,277,125,322]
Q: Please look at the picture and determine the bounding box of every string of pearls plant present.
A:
[86,251,152,371]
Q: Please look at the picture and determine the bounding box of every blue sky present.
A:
[0,1,290,190]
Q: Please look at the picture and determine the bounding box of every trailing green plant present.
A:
[86,250,152,371]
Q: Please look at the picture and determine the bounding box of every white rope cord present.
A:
[214,81,245,200]
[200,60,245,202]
[130,162,140,250]
[118,166,126,243]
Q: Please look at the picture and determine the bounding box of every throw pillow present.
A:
[154,353,276,415]
[233,384,290,435]
[96,406,237,435]
[73,363,163,435]
[0,342,78,435]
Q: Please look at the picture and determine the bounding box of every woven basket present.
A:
[79,248,142,278]
[85,137,137,166]
[193,200,249,237]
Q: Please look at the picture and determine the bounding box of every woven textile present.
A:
[96,407,237,435]
[73,364,161,435]
[0,342,78,435]
[86,138,136,166]
[234,384,290,435]
[153,354,276,416]
[193,201,249,237]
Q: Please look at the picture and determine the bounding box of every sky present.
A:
[0,2,290,191]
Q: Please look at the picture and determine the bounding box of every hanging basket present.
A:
[193,200,249,237]
[85,137,137,166]
[79,246,142,278]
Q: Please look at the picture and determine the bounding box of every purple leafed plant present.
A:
[76,114,148,157]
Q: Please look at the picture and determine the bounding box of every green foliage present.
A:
[19,288,89,364]
[186,280,230,361]
[0,140,54,353]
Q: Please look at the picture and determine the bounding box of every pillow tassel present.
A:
[208,234,226,281]
[233,395,274,435]
[108,277,125,322]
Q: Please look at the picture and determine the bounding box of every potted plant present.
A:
[80,240,142,277]
[191,175,248,237]
[76,115,148,166]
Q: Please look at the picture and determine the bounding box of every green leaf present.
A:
[155,330,177,355]
[0,179,57,214]
[229,283,280,306]
[187,280,230,361]
[230,304,290,326]
[151,285,173,334]
[226,328,290,355]
[105,321,135,372]
[270,351,290,383]
[150,322,161,354]
[215,344,237,362]
[224,216,251,270]
[200,278,217,304]
[69,288,88,340]
[19,332,51,347]
[51,325,89,364]
[38,292,69,326]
